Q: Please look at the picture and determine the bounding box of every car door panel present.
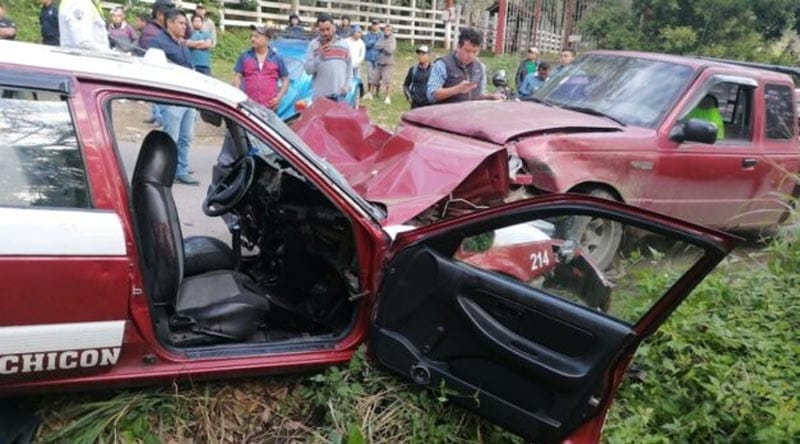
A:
[372,195,736,442]
[374,245,633,439]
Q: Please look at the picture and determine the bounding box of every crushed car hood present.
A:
[402,100,622,144]
[292,100,507,225]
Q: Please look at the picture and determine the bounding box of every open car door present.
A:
[371,194,737,443]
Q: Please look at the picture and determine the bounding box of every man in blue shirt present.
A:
[361,20,381,100]
[518,62,550,98]
[188,14,212,75]
[149,9,200,185]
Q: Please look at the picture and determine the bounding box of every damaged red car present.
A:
[0,42,737,443]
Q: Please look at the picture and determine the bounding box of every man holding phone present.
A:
[426,28,501,104]
[304,13,353,101]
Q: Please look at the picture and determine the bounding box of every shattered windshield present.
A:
[242,100,386,221]
[534,54,695,128]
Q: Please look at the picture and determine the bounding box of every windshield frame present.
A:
[241,100,386,222]
[534,53,698,129]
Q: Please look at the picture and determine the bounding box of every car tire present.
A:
[559,188,623,270]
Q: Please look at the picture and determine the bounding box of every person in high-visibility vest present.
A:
[58,0,109,51]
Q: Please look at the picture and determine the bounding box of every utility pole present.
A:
[531,0,543,48]
[561,0,577,50]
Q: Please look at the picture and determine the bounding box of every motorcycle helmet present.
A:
[492,69,508,88]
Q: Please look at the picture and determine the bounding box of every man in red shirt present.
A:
[233,25,289,109]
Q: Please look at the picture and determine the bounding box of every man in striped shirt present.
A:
[304,13,352,101]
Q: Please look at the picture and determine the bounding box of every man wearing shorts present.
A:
[370,23,395,104]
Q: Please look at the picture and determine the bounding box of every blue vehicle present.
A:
[271,35,363,120]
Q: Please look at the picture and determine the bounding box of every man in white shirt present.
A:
[59,0,109,50]
[346,25,365,81]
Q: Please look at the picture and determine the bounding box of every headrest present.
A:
[132,130,177,186]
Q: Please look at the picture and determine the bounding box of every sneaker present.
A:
[384,96,391,105]
[363,92,373,100]
[174,174,200,185]
[188,168,195,174]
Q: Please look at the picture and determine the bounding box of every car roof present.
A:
[0,41,248,106]
[588,50,793,83]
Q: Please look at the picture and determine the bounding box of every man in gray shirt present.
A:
[304,14,353,101]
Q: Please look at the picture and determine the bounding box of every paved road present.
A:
[119,139,230,241]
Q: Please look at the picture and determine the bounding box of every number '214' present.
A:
[530,251,549,271]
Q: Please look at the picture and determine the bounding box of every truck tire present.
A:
[559,188,623,270]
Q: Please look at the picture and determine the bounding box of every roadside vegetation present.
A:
[3,0,799,441]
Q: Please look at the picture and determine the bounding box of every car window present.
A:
[454,214,704,325]
[0,88,91,208]
[764,84,795,140]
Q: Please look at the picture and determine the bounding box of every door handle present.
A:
[742,158,757,168]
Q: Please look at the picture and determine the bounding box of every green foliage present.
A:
[581,0,800,62]
[605,251,800,442]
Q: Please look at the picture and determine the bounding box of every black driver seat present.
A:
[131,130,269,343]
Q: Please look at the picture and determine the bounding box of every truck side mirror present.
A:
[670,118,718,144]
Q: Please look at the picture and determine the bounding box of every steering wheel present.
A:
[202,156,256,217]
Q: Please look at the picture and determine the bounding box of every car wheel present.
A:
[559,188,623,270]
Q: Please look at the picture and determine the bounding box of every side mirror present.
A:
[669,118,718,144]
[200,110,222,127]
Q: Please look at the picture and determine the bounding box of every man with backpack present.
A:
[402,45,432,109]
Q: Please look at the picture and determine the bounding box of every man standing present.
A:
[188,15,212,74]
[402,45,432,109]
[553,48,575,75]
[58,0,109,50]
[371,23,396,104]
[304,14,352,102]
[336,15,353,38]
[234,25,289,109]
[426,28,501,105]
[193,3,216,47]
[514,47,539,93]
[518,61,550,98]
[148,9,200,185]
[346,25,365,81]
[139,0,172,50]
[39,0,59,45]
[0,3,16,40]
[107,6,138,52]
[361,20,381,100]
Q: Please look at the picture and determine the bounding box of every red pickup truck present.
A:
[399,51,800,267]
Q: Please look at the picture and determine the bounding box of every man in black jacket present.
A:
[39,0,59,45]
[402,45,432,109]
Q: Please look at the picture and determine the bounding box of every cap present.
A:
[352,25,363,33]
[196,2,205,9]
[250,24,271,37]
[528,46,539,53]
[416,45,429,53]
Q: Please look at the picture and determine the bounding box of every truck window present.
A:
[0,88,91,208]
[764,84,795,140]
[708,82,754,142]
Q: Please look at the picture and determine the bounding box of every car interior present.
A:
[109,98,362,349]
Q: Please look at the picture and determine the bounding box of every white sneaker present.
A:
[363,92,373,100]
[384,96,391,105]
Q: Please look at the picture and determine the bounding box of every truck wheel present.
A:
[560,188,623,270]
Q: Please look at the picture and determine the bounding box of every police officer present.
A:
[426,28,502,105]
[58,0,109,50]
[39,0,59,46]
